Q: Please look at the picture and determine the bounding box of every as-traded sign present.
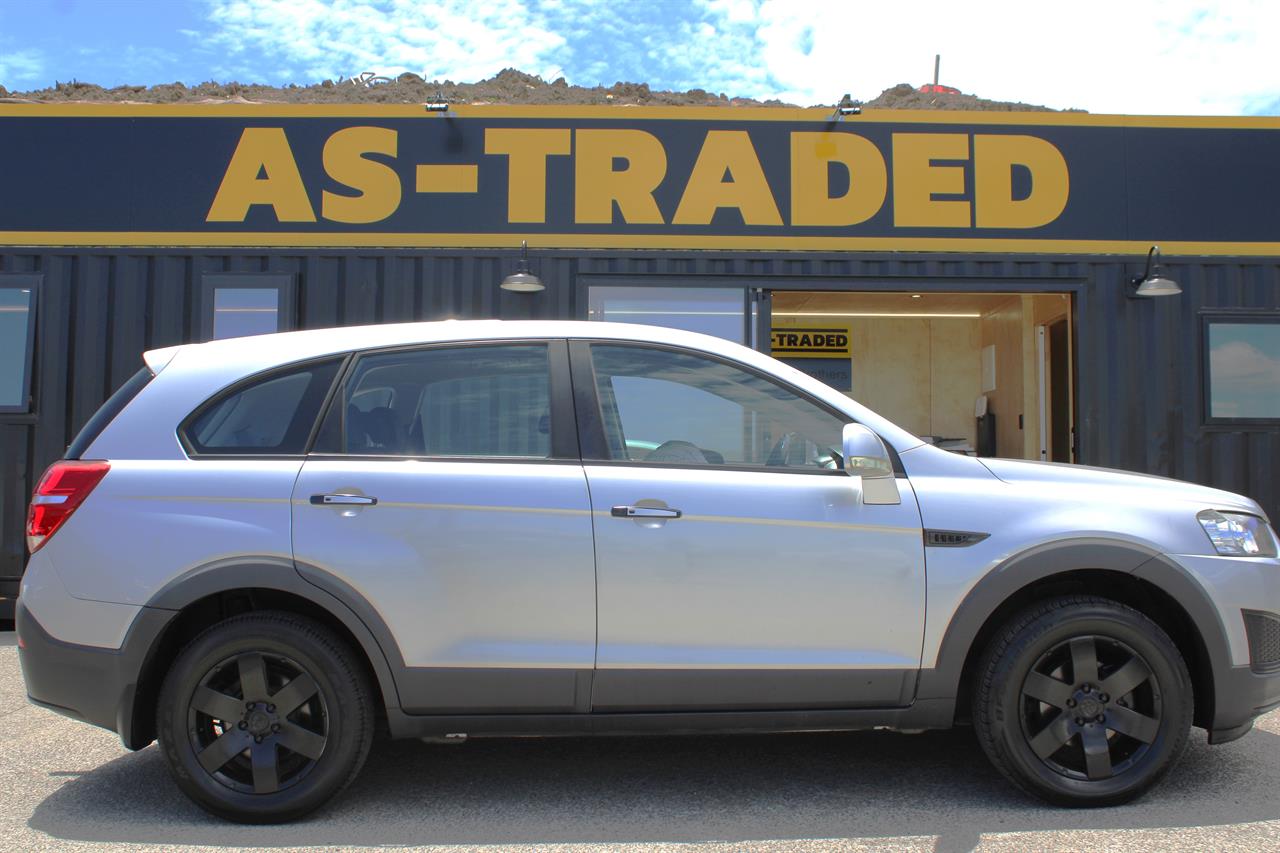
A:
[1,105,1279,253]
[770,327,851,358]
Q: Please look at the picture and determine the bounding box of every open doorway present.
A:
[770,291,1074,461]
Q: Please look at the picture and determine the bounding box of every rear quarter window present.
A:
[181,358,342,456]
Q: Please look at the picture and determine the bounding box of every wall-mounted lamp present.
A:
[1128,245,1182,298]
[500,240,545,292]
[831,93,861,121]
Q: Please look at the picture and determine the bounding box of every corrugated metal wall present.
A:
[1,248,1278,594]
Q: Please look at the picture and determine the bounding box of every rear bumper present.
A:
[1210,663,1280,744]
[15,599,173,747]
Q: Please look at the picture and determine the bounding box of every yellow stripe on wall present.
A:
[2,231,1279,256]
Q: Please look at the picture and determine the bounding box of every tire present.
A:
[973,595,1192,807]
[156,611,375,823]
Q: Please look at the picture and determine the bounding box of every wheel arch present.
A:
[125,560,405,750]
[917,539,1230,731]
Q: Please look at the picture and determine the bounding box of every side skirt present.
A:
[384,698,957,740]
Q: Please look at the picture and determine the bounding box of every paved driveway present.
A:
[2,632,1278,852]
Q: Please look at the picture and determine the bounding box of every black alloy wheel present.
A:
[974,596,1192,807]
[1019,635,1161,782]
[188,650,329,795]
[157,611,374,823]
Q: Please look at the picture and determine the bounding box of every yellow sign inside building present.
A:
[769,326,852,359]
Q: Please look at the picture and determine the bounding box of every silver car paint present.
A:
[902,443,1269,667]
[23,320,1280,685]
[291,459,596,672]
[18,549,141,648]
[37,459,302,606]
[585,464,925,674]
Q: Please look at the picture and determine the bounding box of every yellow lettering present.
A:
[891,133,970,228]
[207,128,315,222]
[674,131,782,226]
[974,135,1069,228]
[485,128,571,223]
[574,129,667,224]
[790,132,887,226]
[321,127,400,224]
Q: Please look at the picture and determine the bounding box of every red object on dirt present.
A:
[918,84,961,95]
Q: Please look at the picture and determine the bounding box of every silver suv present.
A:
[16,320,1280,823]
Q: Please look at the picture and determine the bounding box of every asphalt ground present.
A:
[2,632,1279,852]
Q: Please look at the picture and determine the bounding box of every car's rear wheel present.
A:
[156,611,374,823]
[973,595,1192,806]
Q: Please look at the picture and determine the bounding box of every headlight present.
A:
[1197,510,1279,557]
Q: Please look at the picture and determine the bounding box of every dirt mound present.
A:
[865,83,1070,112]
[0,68,1068,111]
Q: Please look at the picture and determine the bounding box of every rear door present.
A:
[291,340,596,714]
[572,340,926,712]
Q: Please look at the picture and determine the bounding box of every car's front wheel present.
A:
[156,611,375,823]
[973,595,1192,806]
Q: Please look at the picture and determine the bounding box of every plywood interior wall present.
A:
[773,291,1071,459]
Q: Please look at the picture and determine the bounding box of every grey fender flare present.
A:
[915,538,1233,714]
[144,557,408,720]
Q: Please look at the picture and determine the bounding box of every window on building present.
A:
[199,274,295,341]
[317,344,552,458]
[1206,317,1280,422]
[182,359,341,455]
[587,286,750,344]
[0,276,38,414]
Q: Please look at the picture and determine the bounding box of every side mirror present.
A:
[842,423,893,479]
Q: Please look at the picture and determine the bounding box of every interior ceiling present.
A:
[773,291,1068,317]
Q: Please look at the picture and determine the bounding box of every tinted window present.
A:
[329,344,551,458]
[589,344,845,470]
[185,359,341,455]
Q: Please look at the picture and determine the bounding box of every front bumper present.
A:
[1210,663,1280,743]
[15,599,173,747]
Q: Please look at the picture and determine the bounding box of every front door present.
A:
[291,340,596,714]
[572,341,927,712]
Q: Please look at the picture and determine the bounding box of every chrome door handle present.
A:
[311,493,378,506]
[611,505,681,519]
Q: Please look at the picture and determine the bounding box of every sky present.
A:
[0,0,1277,115]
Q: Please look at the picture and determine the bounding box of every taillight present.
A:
[26,460,110,554]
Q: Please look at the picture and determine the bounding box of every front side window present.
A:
[183,359,341,455]
[323,344,552,458]
[0,277,37,413]
[588,344,846,470]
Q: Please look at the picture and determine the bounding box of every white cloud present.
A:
[1211,341,1280,387]
[0,46,45,88]
[194,0,1280,115]
[202,0,568,84]
[708,0,1280,114]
